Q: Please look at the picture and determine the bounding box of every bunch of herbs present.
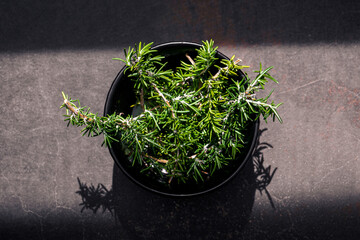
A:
[60,40,282,184]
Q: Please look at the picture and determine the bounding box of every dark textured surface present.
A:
[1,0,359,51]
[1,1,359,239]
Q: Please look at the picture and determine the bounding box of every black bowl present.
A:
[104,42,259,197]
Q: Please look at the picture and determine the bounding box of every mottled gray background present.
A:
[1,0,359,239]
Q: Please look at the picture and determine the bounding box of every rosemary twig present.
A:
[63,95,93,122]
[151,82,175,118]
[144,153,168,164]
[186,53,196,66]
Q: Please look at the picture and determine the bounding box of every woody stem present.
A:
[64,99,93,122]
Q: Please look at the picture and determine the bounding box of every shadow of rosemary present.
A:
[76,178,115,215]
[75,128,277,214]
[253,128,278,209]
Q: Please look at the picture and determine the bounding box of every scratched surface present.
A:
[1,1,359,239]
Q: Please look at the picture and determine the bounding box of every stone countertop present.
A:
[1,1,359,239]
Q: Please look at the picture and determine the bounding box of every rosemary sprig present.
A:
[60,40,282,183]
